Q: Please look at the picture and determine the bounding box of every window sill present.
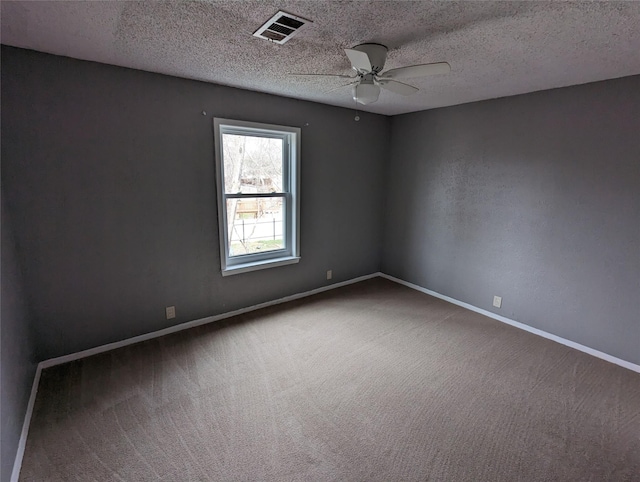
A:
[222,256,300,277]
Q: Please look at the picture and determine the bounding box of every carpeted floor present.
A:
[20,278,640,481]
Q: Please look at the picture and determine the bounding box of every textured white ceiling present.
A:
[2,1,640,115]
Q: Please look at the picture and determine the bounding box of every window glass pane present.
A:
[222,134,283,194]
[226,197,284,256]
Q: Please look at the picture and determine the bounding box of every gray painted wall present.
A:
[383,76,640,364]
[1,46,389,360]
[2,45,638,371]
[1,193,37,482]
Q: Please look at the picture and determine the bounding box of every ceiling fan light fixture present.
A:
[353,82,380,105]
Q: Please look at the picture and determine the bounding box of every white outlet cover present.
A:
[166,306,176,319]
[327,270,332,280]
[493,296,502,308]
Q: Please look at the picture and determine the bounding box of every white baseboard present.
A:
[13,269,638,480]
[12,272,381,481]
[11,364,41,482]
[379,273,640,374]
[39,272,381,369]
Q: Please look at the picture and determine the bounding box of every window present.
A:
[214,118,300,276]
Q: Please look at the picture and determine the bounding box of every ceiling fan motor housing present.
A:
[353,43,388,73]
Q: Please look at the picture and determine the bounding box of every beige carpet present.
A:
[20,278,640,481]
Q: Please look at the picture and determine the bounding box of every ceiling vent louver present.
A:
[253,11,312,44]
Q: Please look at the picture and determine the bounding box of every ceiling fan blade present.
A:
[344,48,372,72]
[377,79,419,96]
[324,81,358,94]
[382,62,450,80]
[290,73,356,78]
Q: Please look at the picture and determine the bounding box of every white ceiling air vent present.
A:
[253,11,312,44]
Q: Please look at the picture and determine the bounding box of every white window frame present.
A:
[214,118,301,276]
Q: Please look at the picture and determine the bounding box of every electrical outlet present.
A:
[327,270,332,280]
[166,306,176,319]
[493,296,502,308]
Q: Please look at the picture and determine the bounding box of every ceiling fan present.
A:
[293,43,450,105]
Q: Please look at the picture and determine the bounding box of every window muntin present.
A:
[214,119,300,275]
